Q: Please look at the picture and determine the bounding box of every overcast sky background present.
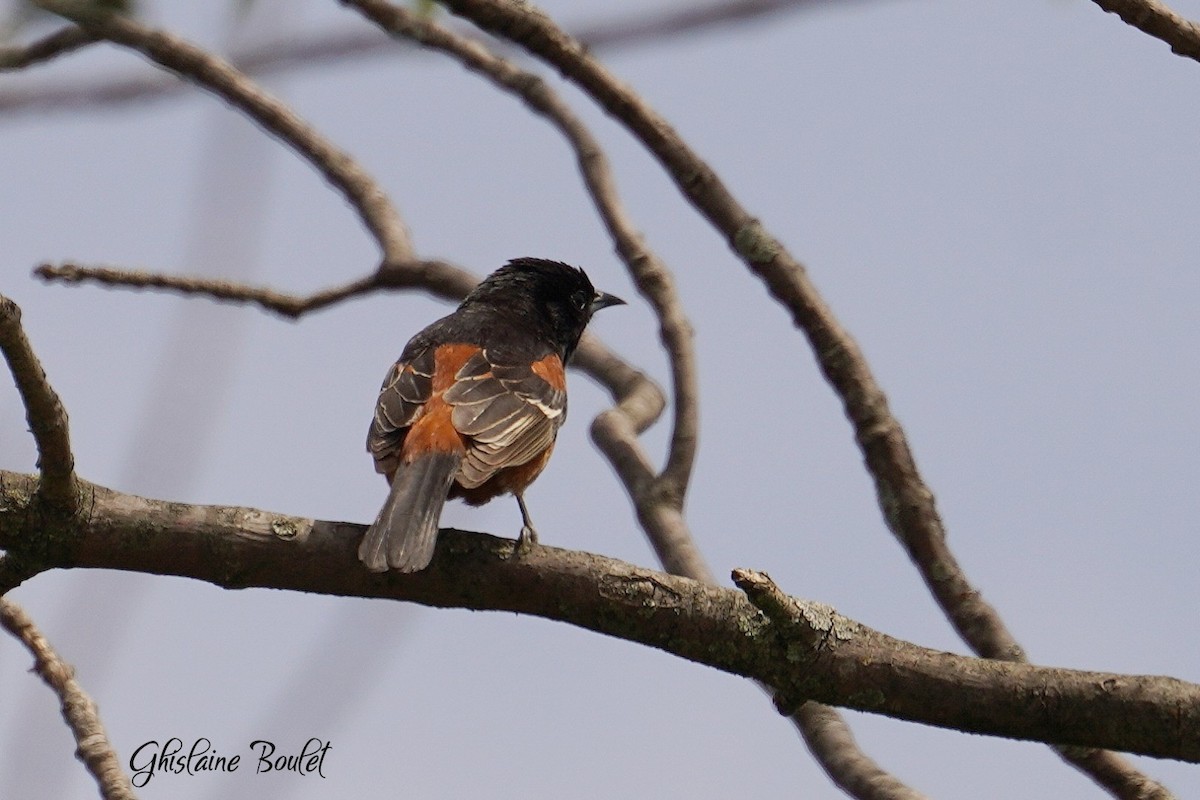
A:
[2,0,1199,797]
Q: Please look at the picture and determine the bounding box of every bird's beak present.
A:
[590,291,626,315]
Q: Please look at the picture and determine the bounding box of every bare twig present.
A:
[0,0,844,115]
[2,471,1199,762]
[1090,0,1200,62]
[0,598,136,800]
[0,24,96,70]
[0,293,76,513]
[431,3,1173,796]
[35,262,382,319]
[32,0,413,263]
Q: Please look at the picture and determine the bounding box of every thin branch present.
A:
[793,704,927,800]
[34,262,382,319]
[0,24,96,70]
[1090,0,1200,63]
[0,598,137,800]
[1055,746,1178,800]
[0,0,846,116]
[32,0,413,263]
[1,469,1198,761]
[430,3,1172,796]
[0,293,77,513]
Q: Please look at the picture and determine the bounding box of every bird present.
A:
[359,257,626,573]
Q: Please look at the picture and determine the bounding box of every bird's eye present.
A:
[573,292,589,310]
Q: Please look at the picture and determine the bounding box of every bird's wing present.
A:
[366,344,436,472]
[442,348,567,489]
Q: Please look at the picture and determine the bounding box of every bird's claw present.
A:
[514,525,539,558]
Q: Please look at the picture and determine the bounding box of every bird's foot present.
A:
[514,524,539,558]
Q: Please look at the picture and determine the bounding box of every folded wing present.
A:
[443,350,566,489]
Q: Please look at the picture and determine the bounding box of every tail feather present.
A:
[359,451,462,573]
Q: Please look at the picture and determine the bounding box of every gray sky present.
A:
[2,0,1199,797]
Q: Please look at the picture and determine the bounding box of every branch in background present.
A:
[792,704,927,800]
[0,468,1198,761]
[1090,0,1200,62]
[34,262,382,319]
[1058,747,1178,800]
[0,0,842,115]
[0,598,136,800]
[431,3,1172,797]
[0,24,95,70]
[32,0,414,264]
[0,294,76,513]
[577,0,856,50]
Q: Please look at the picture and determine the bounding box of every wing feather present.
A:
[443,348,566,488]
[367,346,435,464]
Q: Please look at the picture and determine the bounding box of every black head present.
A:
[463,257,625,361]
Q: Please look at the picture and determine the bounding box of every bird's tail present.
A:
[359,451,462,573]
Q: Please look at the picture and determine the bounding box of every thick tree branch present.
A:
[0,294,77,513]
[428,4,1171,795]
[33,0,413,263]
[0,469,1198,762]
[0,554,36,596]
[0,598,136,800]
[1090,0,1200,62]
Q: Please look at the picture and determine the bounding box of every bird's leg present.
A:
[514,492,538,556]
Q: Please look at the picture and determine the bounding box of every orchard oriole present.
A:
[360,257,625,572]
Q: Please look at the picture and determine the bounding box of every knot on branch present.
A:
[732,568,858,658]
